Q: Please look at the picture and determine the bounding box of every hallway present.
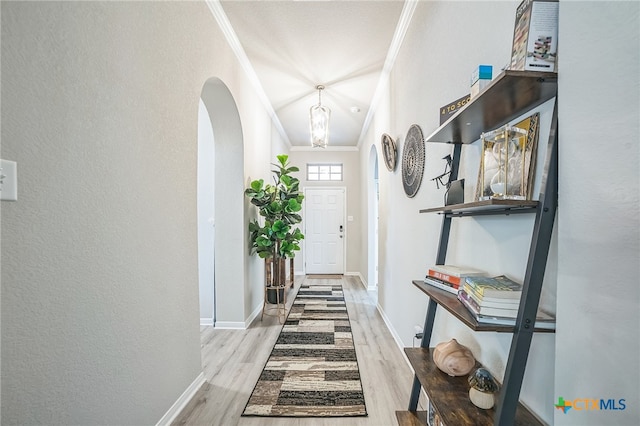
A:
[173,276,417,425]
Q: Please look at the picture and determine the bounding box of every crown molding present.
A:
[290,146,359,152]
[206,1,291,148]
[357,0,418,148]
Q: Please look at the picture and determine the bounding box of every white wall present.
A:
[555,2,640,425]
[358,1,640,424]
[1,1,273,424]
[244,123,289,323]
[360,0,558,422]
[288,149,362,277]
[198,99,216,324]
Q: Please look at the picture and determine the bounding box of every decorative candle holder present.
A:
[468,368,499,410]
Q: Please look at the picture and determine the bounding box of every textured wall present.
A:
[555,2,640,425]
[1,1,269,423]
[360,0,556,422]
[359,1,640,425]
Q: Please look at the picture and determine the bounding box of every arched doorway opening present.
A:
[367,145,380,291]
[198,99,216,325]
[198,77,245,327]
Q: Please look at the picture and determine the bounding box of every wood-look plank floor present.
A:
[172,275,417,426]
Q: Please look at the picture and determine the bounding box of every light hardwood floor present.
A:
[172,275,417,426]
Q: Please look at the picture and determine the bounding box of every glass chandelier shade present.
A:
[310,85,330,148]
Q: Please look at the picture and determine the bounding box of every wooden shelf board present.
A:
[395,410,428,426]
[405,347,543,426]
[412,281,555,333]
[419,199,538,215]
[426,70,557,144]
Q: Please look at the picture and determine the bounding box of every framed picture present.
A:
[475,112,540,201]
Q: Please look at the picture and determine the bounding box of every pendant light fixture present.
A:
[309,85,330,148]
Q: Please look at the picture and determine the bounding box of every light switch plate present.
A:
[1,159,18,201]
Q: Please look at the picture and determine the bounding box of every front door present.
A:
[304,188,345,274]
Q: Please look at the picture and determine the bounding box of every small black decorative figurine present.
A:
[431,154,453,190]
[432,154,462,205]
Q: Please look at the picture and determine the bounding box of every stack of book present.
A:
[424,265,486,295]
[459,275,555,329]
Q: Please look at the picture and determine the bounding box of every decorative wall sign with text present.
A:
[439,94,471,125]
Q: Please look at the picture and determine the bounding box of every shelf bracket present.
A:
[435,143,462,264]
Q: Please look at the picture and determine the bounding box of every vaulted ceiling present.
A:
[217,0,412,148]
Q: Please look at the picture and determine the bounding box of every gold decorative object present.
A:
[476,113,540,201]
[479,125,527,200]
[432,339,476,377]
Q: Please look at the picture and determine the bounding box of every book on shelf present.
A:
[430,264,487,279]
[458,290,519,317]
[458,290,555,329]
[425,270,461,289]
[424,276,459,295]
[462,283,521,308]
[464,275,523,299]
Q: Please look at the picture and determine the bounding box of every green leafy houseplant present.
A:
[245,155,304,294]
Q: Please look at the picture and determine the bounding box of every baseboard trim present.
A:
[214,303,263,330]
[200,318,213,326]
[376,302,428,409]
[376,303,405,352]
[156,371,205,426]
[245,303,263,328]
[362,273,378,292]
[213,321,246,329]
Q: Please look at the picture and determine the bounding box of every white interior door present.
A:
[304,188,345,274]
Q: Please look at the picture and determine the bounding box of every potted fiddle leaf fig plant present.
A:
[245,154,304,303]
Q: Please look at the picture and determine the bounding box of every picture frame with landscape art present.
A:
[475,112,540,201]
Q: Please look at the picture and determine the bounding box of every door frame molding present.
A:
[302,186,347,275]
